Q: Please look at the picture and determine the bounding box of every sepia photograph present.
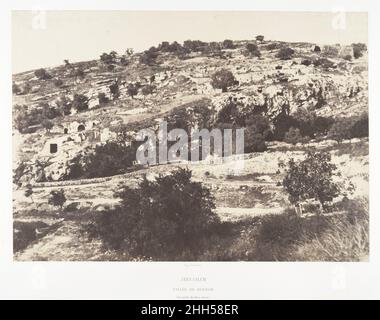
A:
[12,10,369,262]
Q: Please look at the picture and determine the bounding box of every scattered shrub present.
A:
[34,68,52,80]
[100,51,117,64]
[223,39,235,49]
[276,47,295,60]
[41,119,54,133]
[12,82,21,95]
[256,35,264,42]
[352,43,367,59]
[98,92,110,106]
[56,95,72,116]
[313,58,336,70]
[246,43,261,57]
[140,47,159,65]
[284,127,308,145]
[48,189,66,210]
[301,59,312,66]
[72,94,89,112]
[211,69,237,92]
[109,82,120,100]
[344,55,353,61]
[53,78,64,87]
[323,45,340,57]
[141,84,155,96]
[127,83,139,98]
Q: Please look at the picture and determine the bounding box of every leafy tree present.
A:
[276,47,295,60]
[88,168,219,258]
[48,189,67,210]
[127,83,138,98]
[72,94,89,112]
[211,69,237,92]
[283,151,345,212]
[34,68,52,80]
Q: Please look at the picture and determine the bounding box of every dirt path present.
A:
[14,221,107,261]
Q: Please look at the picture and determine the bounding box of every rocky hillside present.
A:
[13,38,368,206]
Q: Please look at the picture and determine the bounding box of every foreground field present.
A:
[13,138,369,261]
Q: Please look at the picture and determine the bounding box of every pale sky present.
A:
[12,11,368,74]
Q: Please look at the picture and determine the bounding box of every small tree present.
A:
[53,78,64,87]
[246,43,261,57]
[72,94,89,112]
[42,119,54,133]
[127,83,138,99]
[109,82,120,100]
[276,47,295,60]
[48,189,67,210]
[256,35,265,42]
[211,69,237,92]
[283,151,343,213]
[141,84,155,97]
[98,92,110,106]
